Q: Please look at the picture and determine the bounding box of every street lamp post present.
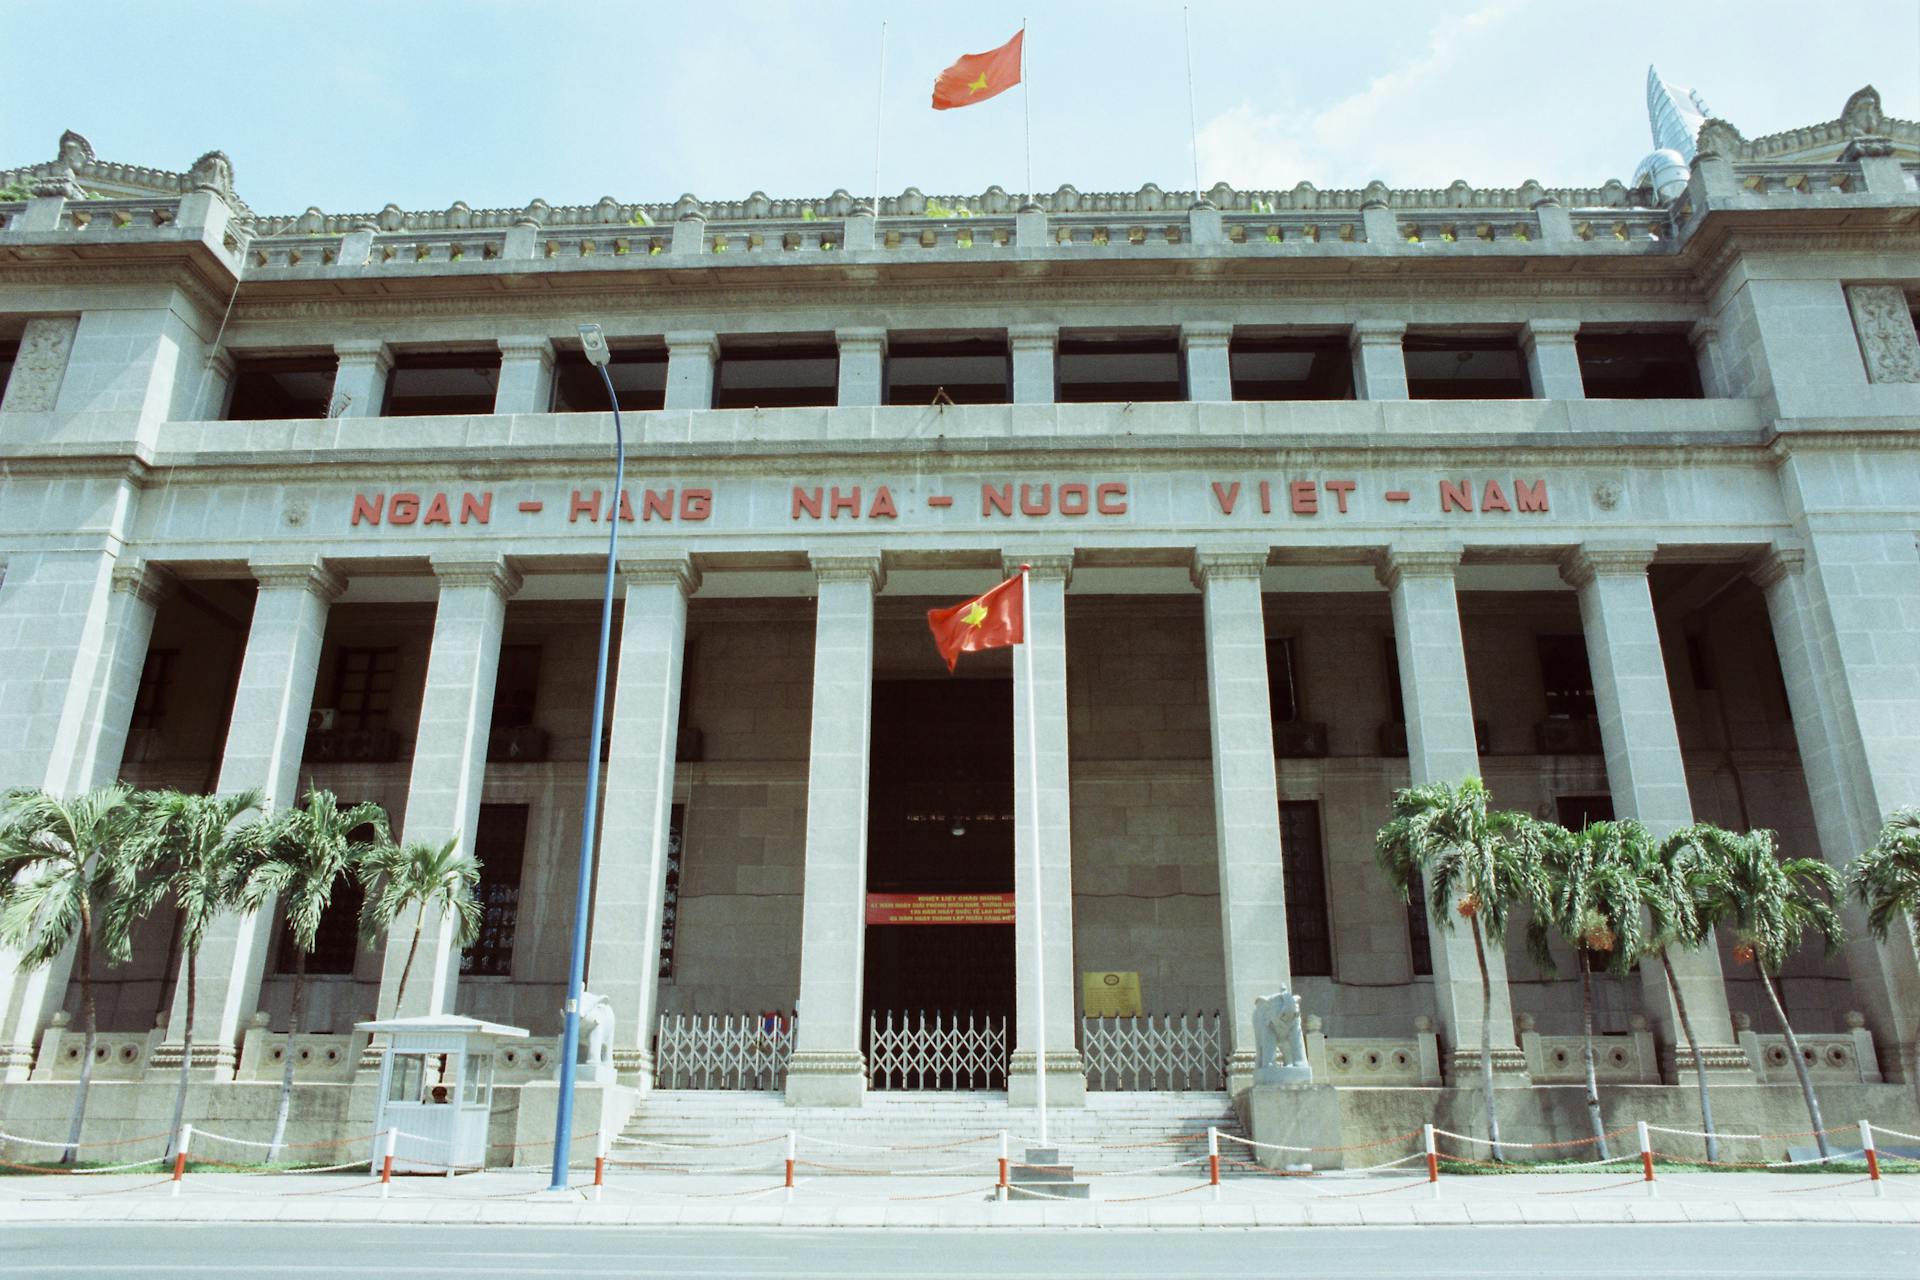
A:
[550,322,623,1191]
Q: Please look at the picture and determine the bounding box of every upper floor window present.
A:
[130,648,179,734]
[491,645,541,732]
[1231,334,1353,400]
[551,347,666,412]
[463,804,529,978]
[714,337,837,409]
[1056,331,1183,403]
[1537,635,1596,721]
[1404,333,1530,399]
[382,350,501,416]
[329,646,399,732]
[225,354,337,420]
[1576,332,1702,398]
[1280,801,1333,977]
[886,334,1011,405]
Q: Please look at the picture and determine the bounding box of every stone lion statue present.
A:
[567,990,616,1085]
[1252,988,1313,1085]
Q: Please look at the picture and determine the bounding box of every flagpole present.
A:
[1020,16,1034,208]
[1018,564,1048,1147]
[871,20,887,216]
[1182,5,1203,200]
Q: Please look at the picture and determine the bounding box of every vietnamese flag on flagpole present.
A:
[931,29,1023,110]
[926,570,1024,671]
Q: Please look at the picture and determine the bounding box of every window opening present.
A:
[1230,335,1353,400]
[274,814,380,978]
[225,354,337,420]
[490,645,541,732]
[885,335,1011,405]
[463,804,529,978]
[1575,332,1702,399]
[381,350,501,416]
[551,348,666,412]
[130,648,179,735]
[1056,332,1183,403]
[1404,334,1530,399]
[713,339,838,409]
[658,804,687,979]
[1555,794,1615,831]
[1536,635,1597,721]
[1266,637,1299,724]
[1280,801,1332,976]
[330,647,399,732]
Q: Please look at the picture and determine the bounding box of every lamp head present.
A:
[578,323,611,368]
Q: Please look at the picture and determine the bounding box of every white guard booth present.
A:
[358,1014,528,1173]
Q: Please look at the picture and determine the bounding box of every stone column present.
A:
[1560,545,1742,1075]
[1349,321,1408,401]
[374,557,520,1020]
[331,339,392,418]
[1005,553,1085,1107]
[835,328,887,407]
[1521,319,1584,400]
[1009,324,1057,405]
[588,557,697,1088]
[785,552,883,1106]
[494,336,556,414]
[1753,545,1920,1086]
[1192,548,1293,1091]
[1376,548,1526,1083]
[664,331,719,410]
[1181,322,1234,403]
[165,559,342,1072]
[0,559,169,1081]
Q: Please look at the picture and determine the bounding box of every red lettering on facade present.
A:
[1212,481,1241,515]
[867,486,898,519]
[1290,480,1318,515]
[830,486,861,518]
[1259,480,1272,514]
[1439,480,1474,513]
[421,493,453,526]
[681,488,712,521]
[351,493,384,526]
[982,484,1015,517]
[1514,479,1549,513]
[1057,483,1090,516]
[1096,482,1128,515]
[1020,484,1051,516]
[617,490,636,522]
[1480,479,1511,513]
[459,492,492,525]
[793,487,823,519]
[643,489,675,521]
[389,493,420,525]
[570,490,601,522]
[1324,480,1356,514]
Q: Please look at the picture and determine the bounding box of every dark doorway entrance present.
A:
[863,679,1014,1088]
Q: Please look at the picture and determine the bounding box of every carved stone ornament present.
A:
[1592,480,1623,511]
[1841,86,1885,139]
[0,317,77,413]
[1252,988,1312,1086]
[1846,285,1920,384]
[55,130,94,168]
[187,149,234,196]
[1694,117,1745,161]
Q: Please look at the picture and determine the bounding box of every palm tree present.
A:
[357,836,480,1017]
[0,786,144,1164]
[1526,820,1648,1160]
[124,788,266,1157]
[242,788,389,1162]
[1848,807,1920,1096]
[1693,824,1846,1158]
[1628,824,1723,1163]
[1376,777,1550,1162]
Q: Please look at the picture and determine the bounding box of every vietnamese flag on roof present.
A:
[931,30,1023,110]
[926,571,1024,672]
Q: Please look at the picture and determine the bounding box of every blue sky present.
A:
[2,1,1915,215]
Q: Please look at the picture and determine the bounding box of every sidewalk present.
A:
[2,1167,1914,1228]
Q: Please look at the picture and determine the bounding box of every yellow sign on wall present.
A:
[1082,971,1143,1018]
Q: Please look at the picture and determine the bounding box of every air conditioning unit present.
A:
[308,707,337,733]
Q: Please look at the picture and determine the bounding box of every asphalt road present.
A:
[0,1223,1912,1279]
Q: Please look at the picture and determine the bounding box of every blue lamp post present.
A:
[550,322,623,1190]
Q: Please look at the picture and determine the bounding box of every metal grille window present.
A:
[1537,635,1597,721]
[331,647,398,732]
[490,645,541,732]
[1280,801,1332,976]
[130,648,178,734]
[462,805,528,978]
[658,804,686,978]
[1407,898,1434,977]
[1266,637,1299,723]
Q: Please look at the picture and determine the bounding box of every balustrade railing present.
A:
[653,1012,793,1091]
[1081,1012,1225,1091]
[867,1010,1006,1091]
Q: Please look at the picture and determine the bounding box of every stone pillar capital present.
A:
[1180,321,1234,351]
[110,560,175,608]
[835,327,888,354]
[1007,323,1059,352]
[249,558,345,601]
[1373,546,1464,590]
[1000,551,1073,586]
[496,335,555,364]
[664,329,719,357]
[1687,319,1720,351]
[809,552,886,593]
[430,555,522,599]
[1559,543,1656,589]
[333,339,392,371]
[617,556,701,596]
[1190,547,1269,589]
[1749,546,1807,592]
[1520,318,1581,349]
[1348,319,1407,349]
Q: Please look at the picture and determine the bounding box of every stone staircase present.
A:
[615,1090,1244,1176]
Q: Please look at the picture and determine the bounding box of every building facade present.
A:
[1,81,1918,1149]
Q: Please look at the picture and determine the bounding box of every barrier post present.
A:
[998,1130,1009,1203]
[380,1127,397,1199]
[169,1123,193,1197]
[1424,1123,1440,1198]
[1208,1127,1221,1202]
[784,1130,796,1204]
[1861,1120,1881,1197]
[1638,1121,1655,1197]
[593,1128,609,1201]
